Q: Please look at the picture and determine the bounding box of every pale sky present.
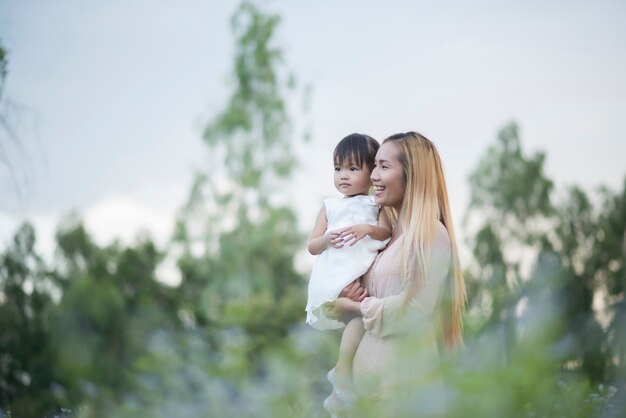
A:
[1,0,625,280]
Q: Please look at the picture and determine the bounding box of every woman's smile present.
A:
[371,141,404,212]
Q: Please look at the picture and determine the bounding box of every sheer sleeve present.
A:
[360,223,451,338]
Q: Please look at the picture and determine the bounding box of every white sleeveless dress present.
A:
[306,195,388,330]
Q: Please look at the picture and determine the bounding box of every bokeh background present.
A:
[0,1,625,417]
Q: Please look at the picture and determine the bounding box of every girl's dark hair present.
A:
[333,133,379,172]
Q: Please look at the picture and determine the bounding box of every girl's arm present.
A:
[308,205,330,255]
[336,209,392,246]
[308,205,346,255]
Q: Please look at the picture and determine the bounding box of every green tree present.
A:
[464,122,555,358]
[49,215,179,414]
[1,3,320,416]
[464,121,625,386]
[595,180,626,360]
[594,179,626,393]
[551,186,609,382]
[174,0,306,378]
[455,122,626,417]
[0,224,57,417]
[0,215,183,417]
[111,3,326,416]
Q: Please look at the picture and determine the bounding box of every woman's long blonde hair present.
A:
[383,132,466,348]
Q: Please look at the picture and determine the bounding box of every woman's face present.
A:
[371,141,405,212]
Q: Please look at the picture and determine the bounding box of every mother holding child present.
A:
[305,132,466,417]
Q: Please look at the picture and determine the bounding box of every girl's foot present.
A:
[323,390,350,418]
[326,368,354,403]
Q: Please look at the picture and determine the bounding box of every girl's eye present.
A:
[350,167,359,171]
[334,167,340,171]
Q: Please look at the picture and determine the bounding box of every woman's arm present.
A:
[328,297,361,319]
[331,225,452,338]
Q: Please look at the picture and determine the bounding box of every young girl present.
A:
[305,133,392,405]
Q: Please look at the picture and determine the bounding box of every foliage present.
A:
[1,2,315,416]
[464,121,626,400]
[0,224,55,417]
[172,0,306,380]
[0,216,184,417]
[445,250,621,418]
[464,122,556,367]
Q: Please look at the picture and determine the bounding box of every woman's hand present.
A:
[326,297,361,321]
[339,281,368,301]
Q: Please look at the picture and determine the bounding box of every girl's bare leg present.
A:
[333,316,365,397]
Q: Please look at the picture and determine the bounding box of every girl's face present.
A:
[334,158,372,197]
[371,141,405,212]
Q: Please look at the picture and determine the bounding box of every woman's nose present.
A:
[370,167,379,182]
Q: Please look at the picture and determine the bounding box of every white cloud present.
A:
[83,194,174,248]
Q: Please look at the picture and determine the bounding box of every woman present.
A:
[327,131,466,417]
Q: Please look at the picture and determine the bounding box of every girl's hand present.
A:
[325,229,346,249]
[327,297,361,320]
[336,224,372,246]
